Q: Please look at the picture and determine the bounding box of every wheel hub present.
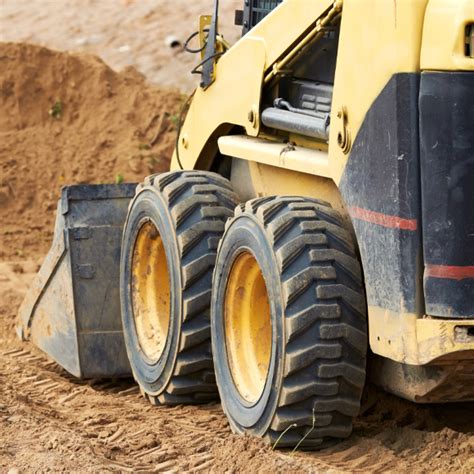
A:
[131,220,171,362]
[224,251,272,404]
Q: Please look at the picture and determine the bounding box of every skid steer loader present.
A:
[18,0,474,449]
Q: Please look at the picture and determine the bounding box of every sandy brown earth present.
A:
[0,42,181,261]
[1,260,474,472]
[0,4,474,472]
[0,0,242,93]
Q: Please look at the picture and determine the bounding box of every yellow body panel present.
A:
[175,37,266,171]
[172,0,429,181]
[170,0,474,371]
[229,158,347,214]
[369,307,474,365]
[218,134,333,179]
[328,0,428,182]
[421,0,474,71]
[170,0,334,170]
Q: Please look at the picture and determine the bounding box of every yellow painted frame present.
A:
[170,0,335,171]
[169,0,474,367]
[421,0,474,71]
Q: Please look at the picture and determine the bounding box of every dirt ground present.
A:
[0,2,473,472]
[0,0,242,93]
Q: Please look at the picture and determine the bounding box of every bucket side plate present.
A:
[17,184,136,378]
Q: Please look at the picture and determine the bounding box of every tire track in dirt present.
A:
[1,265,473,472]
[0,329,363,471]
[1,324,296,471]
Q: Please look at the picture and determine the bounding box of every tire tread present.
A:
[236,196,367,448]
[138,171,238,404]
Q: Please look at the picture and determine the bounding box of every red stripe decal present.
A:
[425,264,474,281]
[348,206,418,231]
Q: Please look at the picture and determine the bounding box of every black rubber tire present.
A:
[211,196,367,448]
[120,170,239,405]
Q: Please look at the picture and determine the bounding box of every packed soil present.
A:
[0,10,473,474]
[2,260,474,472]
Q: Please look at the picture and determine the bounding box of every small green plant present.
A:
[48,100,63,119]
[138,143,151,151]
[115,174,124,184]
[169,113,179,127]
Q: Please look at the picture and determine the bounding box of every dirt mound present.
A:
[0,42,182,260]
[0,0,242,93]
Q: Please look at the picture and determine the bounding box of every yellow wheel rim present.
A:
[131,221,171,362]
[224,251,272,403]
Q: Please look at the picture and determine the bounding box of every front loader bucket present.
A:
[17,184,136,379]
